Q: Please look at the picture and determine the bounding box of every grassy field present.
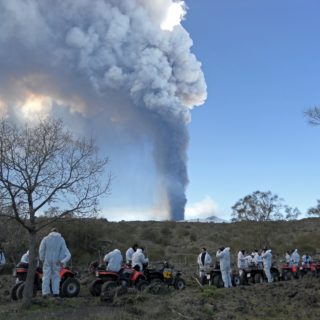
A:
[0,218,320,319]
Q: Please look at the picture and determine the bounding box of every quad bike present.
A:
[10,262,80,300]
[280,263,300,281]
[143,261,186,290]
[316,260,320,277]
[299,262,317,278]
[201,263,240,288]
[89,262,149,296]
[240,262,279,284]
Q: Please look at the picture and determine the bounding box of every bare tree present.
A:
[307,200,320,217]
[0,118,111,308]
[231,191,300,222]
[305,106,320,126]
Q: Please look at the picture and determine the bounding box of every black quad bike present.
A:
[10,262,80,300]
[143,261,186,290]
[240,262,280,284]
[201,263,240,288]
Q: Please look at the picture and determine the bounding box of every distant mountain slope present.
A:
[182,215,228,223]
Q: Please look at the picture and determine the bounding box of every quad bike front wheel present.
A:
[61,278,80,298]
[174,277,186,290]
[232,275,241,287]
[89,279,102,296]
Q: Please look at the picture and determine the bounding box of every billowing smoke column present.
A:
[0,0,207,220]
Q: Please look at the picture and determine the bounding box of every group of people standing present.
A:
[197,247,233,288]
[1,228,71,298]
[237,248,273,282]
[104,244,149,273]
[197,247,274,286]
[285,249,313,266]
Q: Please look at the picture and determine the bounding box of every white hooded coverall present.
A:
[0,250,5,268]
[197,252,212,277]
[262,250,272,283]
[126,247,135,265]
[291,249,300,266]
[20,251,29,264]
[237,251,246,278]
[216,248,232,288]
[104,249,123,272]
[39,231,70,295]
[132,249,149,271]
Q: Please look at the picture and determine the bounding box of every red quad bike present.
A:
[280,263,300,281]
[143,261,186,290]
[316,260,320,277]
[89,264,149,296]
[299,262,317,278]
[201,263,240,288]
[10,262,80,300]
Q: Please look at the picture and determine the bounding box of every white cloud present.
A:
[185,196,221,220]
[101,207,169,221]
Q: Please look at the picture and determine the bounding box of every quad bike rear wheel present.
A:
[174,277,186,290]
[89,279,102,296]
[213,275,224,288]
[271,272,279,282]
[10,282,23,301]
[282,271,291,281]
[254,273,264,284]
[16,282,37,300]
[100,281,118,302]
[101,280,117,293]
[136,280,149,291]
[61,277,80,298]
[148,280,164,294]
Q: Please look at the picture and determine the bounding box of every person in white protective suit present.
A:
[39,228,70,297]
[20,250,29,264]
[237,250,246,278]
[252,249,263,269]
[132,248,149,271]
[302,253,312,266]
[291,249,300,266]
[216,247,232,288]
[103,249,123,272]
[197,247,212,282]
[126,244,138,266]
[285,251,292,266]
[262,248,273,283]
[0,246,5,271]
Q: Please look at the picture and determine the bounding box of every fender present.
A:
[131,271,146,282]
[95,270,119,281]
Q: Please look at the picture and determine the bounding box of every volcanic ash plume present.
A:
[0,0,207,220]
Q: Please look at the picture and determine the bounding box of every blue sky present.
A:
[2,0,319,221]
[182,0,320,219]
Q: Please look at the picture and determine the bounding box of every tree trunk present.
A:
[21,230,37,309]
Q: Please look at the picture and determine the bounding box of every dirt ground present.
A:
[0,272,319,320]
